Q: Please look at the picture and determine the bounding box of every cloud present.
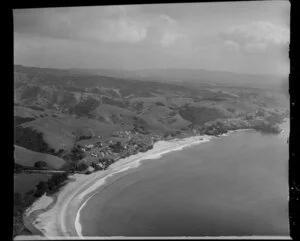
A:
[13,6,148,44]
[84,17,147,43]
[224,40,240,51]
[14,4,290,76]
[13,6,184,46]
[160,31,184,47]
[220,21,289,54]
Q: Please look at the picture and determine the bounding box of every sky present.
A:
[13,1,290,76]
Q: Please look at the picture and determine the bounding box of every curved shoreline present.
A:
[27,134,214,238]
[75,135,214,237]
[74,123,290,237]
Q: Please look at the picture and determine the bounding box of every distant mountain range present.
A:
[15,65,288,91]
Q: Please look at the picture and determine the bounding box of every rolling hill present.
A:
[13,64,289,171]
[14,145,65,169]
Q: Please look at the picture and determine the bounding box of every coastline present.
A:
[75,134,216,237]
[19,120,289,239]
[23,134,214,238]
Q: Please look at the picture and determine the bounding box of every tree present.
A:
[91,162,102,171]
[76,162,89,172]
[34,160,48,169]
[110,141,123,153]
[156,101,165,106]
[57,149,64,155]
[14,163,25,173]
[34,181,49,197]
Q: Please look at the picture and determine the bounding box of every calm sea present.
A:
[80,121,290,237]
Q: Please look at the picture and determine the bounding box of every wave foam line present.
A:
[75,135,213,237]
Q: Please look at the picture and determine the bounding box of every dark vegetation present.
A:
[102,96,126,108]
[15,163,28,173]
[20,86,40,100]
[265,112,285,125]
[14,126,55,155]
[250,120,281,134]
[179,106,225,125]
[13,172,69,237]
[70,97,100,117]
[34,160,48,169]
[27,106,44,111]
[62,146,86,162]
[75,162,89,172]
[14,116,35,126]
[227,108,236,113]
[131,101,144,113]
[155,101,165,106]
[203,95,225,101]
[77,135,93,141]
[109,141,124,153]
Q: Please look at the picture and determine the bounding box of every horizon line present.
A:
[14,64,288,78]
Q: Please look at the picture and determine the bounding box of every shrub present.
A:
[34,160,48,169]
[156,101,165,106]
[227,108,236,113]
[76,163,89,172]
[34,181,48,197]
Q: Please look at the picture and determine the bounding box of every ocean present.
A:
[79,120,290,237]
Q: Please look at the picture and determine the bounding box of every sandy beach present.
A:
[21,135,214,239]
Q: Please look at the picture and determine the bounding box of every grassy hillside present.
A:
[14,173,52,195]
[14,145,66,169]
[13,65,289,174]
[17,115,115,152]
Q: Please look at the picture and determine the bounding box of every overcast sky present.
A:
[13,1,290,76]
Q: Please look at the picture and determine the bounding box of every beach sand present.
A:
[21,135,213,238]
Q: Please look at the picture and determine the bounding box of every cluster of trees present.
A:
[227,107,236,113]
[61,161,89,173]
[14,126,56,155]
[98,158,114,170]
[20,86,40,100]
[14,116,35,127]
[139,144,154,153]
[13,172,69,237]
[102,96,126,108]
[34,160,48,169]
[14,162,49,173]
[64,146,86,162]
[14,163,27,173]
[163,130,181,139]
[131,102,144,113]
[200,121,228,136]
[65,158,115,174]
[109,141,123,153]
[133,123,150,134]
[250,120,281,134]
[75,162,89,172]
[155,101,165,106]
[77,135,93,141]
[70,97,100,117]
[30,172,69,197]
[179,106,224,126]
[265,112,285,125]
[91,162,103,171]
[14,192,33,237]
[27,106,45,111]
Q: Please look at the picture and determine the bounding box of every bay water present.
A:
[80,121,289,237]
